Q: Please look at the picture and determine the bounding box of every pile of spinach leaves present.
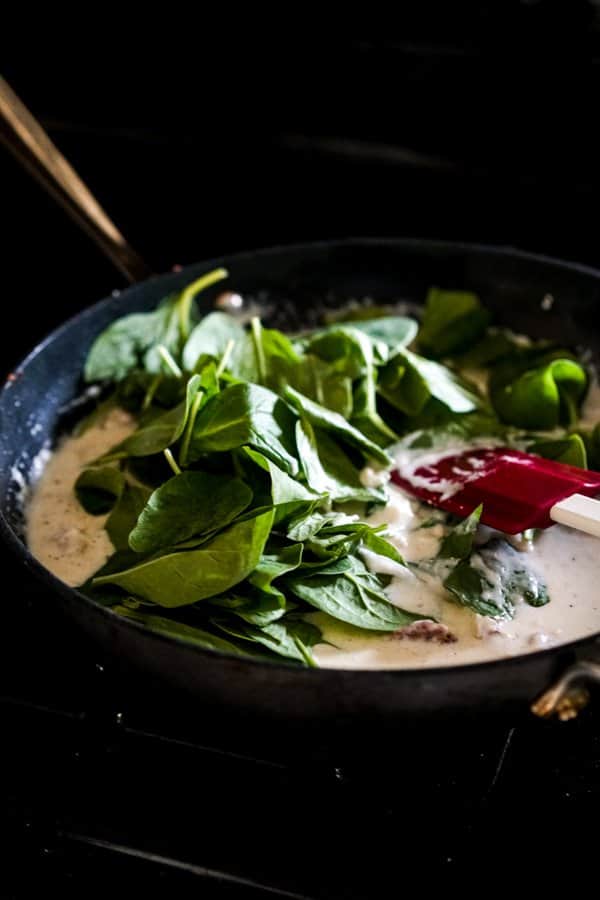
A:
[73,270,591,664]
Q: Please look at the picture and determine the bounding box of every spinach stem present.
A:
[251,317,267,383]
[163,447,182,476]
[178,390,205,467]
[216,339,236,378]
[294,637,317,668]
[142,374,162,411]
[157,345,182,378]
[177,267,229,341]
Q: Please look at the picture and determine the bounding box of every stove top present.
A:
[3,28,600,893]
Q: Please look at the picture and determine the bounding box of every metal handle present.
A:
[531,660,600,721]
[0,76,152,284]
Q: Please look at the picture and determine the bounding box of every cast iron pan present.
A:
[1,239,599,728]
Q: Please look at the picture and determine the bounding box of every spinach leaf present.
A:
[213,615,321,665]
[438,505,482,560]
[418,288,490,358]
[85,269,228,382]
[283,385,391,465]
[94,509,274,607]
[114,606,254,656]
[105,484,152,551]
[241,448,323,523]
[491,358,587,429]
[350,370,399,448]
[361,530,405,566]
[490,359,587,430]
[285,555,422,631]
[528,434,588,469]
[75,465,124,515]
[182,311,245,372]
[302,326,374,379]
[188,382,300,476]
[294,419,386,505]
[85,301,179,383]
[128,472,253,554]
[210,542,303,626]
[100,374,203,461]
[346,316,418,353]
[444,539,549,618]
[378,348,479,417]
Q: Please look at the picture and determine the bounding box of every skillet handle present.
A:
[531,660,600,721]
[0,76,152,284]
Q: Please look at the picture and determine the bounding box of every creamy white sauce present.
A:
[26,408,135,586]
[25,400,600,670]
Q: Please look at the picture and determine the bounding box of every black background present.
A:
[2,6,600,896]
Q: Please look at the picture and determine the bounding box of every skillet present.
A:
[1,237,599,729]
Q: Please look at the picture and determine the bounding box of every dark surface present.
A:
[3,21,600,896]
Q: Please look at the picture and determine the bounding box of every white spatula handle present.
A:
[550,493,600,538]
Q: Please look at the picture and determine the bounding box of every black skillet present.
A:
[1,80,599,731]
[1,237,600,729]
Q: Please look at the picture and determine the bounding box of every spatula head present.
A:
[391,446,600,533]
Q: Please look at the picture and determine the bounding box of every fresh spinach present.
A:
[283,385,392,465]
[188,382,300,476]
[285,556,422,631]
[128,472,253,554]
[94,509,274,607]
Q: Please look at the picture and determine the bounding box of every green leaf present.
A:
[491,358,587,429]
[418,287,491,358]
[105,484,152,551]
[438,505,482,560]
[345,316,418,352]
[528,434,588,469]
[182,312,245,372]
[210,542,304,627]
[100,374,203,461]
[378,348,479,417]
[294,419,386,505]
[84,269,228,382]
[302,326,374,379]
[444,539,549,618]
[283,385,391,465]
[84,302,177,383]
[212,615,321,665]
[128,472,253,554]
[74,465,124,515]
[286,556,421,631]
[241,448,323,523]
[94,509,274,607]
[361,530,405,566]
[350,371,399,448]
[188,382,300,476]
[114,606,254,656]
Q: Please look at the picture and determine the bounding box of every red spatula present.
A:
[392,446,600,536]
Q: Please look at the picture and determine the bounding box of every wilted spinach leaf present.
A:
[438,505,482,560]
[444,539,549,618]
